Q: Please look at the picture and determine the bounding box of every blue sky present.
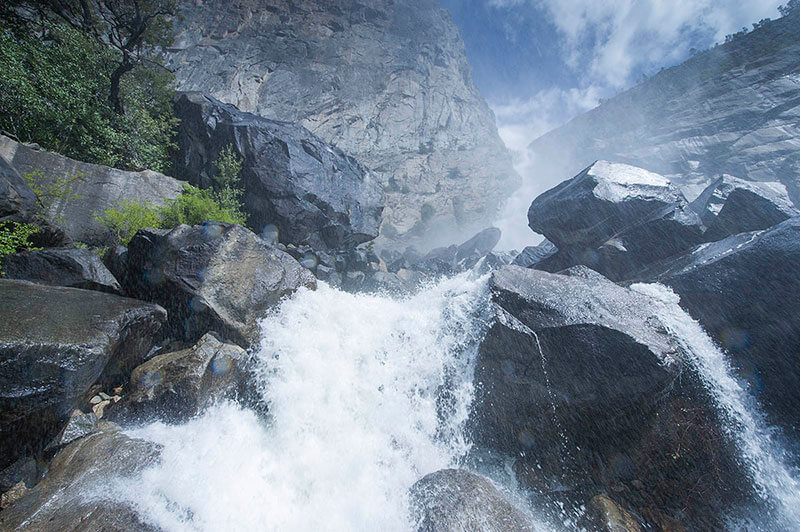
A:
[440,0,785,151]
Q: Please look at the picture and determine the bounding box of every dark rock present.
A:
[172,92,384,251]
[45,410,98,452]
[166,0,518,246]
[124,223,316,347]
[0,135,183,245]
[2,247,121,294]
[106,333,247,424]
[360,271,410,295]
[512,240,557,268]
[0,153,67,247]
[472,266,747,526]
[342,270,366,292]
[103,245,129,290]
[455,227,501,264]
[639,217,800,438]
[409,469,535,531]
[690,175,799,241]
[0,426,160,531]
[0,280,166,469]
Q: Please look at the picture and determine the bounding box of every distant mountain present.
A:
[528,10,800,203]
[165,0,519,248]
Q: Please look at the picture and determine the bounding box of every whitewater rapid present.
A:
[112,274,495,531]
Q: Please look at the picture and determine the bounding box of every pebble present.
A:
[92,400,111,419]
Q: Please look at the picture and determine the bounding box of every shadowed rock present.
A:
[2,247,121,294]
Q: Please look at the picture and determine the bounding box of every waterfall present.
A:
[110,274,494,531]
[631,283,800,527]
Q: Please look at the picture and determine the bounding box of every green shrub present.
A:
[160,185,248,228]
[0,221,39,274]
[95,199,162,245]
[23,170,84,224]
[212,145,246,221]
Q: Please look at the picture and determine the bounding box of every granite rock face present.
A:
[166,0,519,246]
[0,135,183,245]
[527,11,800,204]
[2,247,122,294]
[172,92,383,251]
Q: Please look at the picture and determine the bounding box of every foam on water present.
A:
[632,283,800,527]
[112,274,494,531]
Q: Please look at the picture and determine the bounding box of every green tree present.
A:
[212,144,246,221]
[0,221,40,274]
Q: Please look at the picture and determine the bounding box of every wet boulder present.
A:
[124,223,316,347]
[2,247,121,294]
[0,135,183,245]
[527,161,705,280]
[172,92,384,251]
[472,265,746,527]
[455,227,501,265]
[0,280,166,469]
[411,228,503,275]
[0,425,160,531]
[639,217,800,438]
[409,469,536,532]
[690,174,799,241]
[511,239,557,268]
[106,333,247,424]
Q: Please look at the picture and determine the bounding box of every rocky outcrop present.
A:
[173,92,383,251]
[527,10,800,204]
[2,247,121,294]
[511,239,556,268]
[409,469,535,531]
[124,223,316,347]
[107,333,247,424]
[0,425,160,531]
[690,174,799,241]
[166,0,518,246]
[639,217,800,438]
[0,280,166,469]
[0,135,184,245]
[472,265,747,527]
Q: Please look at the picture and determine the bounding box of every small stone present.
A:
[89,395,102,405]
[0,481,27,509]
[99,392,111,401]
[112,395,122,403]
[92,400,111,419]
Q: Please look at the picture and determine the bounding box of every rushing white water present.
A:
[631,283,800,527]
[112,274,494,531]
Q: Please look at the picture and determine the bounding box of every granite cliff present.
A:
[528,10,800,203]
[165,0,519,248]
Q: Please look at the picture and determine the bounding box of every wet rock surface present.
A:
[0,280,166,470]
[172,92,384,251]
[124,223,316,347]
[409,469,536,532]
[106,333,247,424]
[2,247,121,294]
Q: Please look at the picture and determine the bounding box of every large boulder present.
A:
[0,280,166,469]
[106,333,247,424]
[2,247,121,294]
[511,239,557,268]
[0,135,183,245]
[690,174,799,241]
[124,223,316,347]
[172,92,384,251]
[0,425,160,531]
[472,265,747,527]
[639,217,800,439]
[0,154,66,247]
[409,469,535,532]
[527,161,705,280]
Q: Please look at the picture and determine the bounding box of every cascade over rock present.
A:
[166,0,519,245]
[690,174,799,241]
[0,280,166,469]
[409,469,536,531]
[123,223,316,347]
[473,265,748,527]
[0,426,161,532]
[0,135,183,246]
[172,92,384,251]
[2,247,122,294]
[638,217,800,439]
[527,11,800,203]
